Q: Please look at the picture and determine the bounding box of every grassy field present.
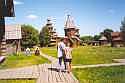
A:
[73,66,125,83]
[41,47,57,57]
[41,46,125,65]
[0,79,36,83]
[0,53,49,69]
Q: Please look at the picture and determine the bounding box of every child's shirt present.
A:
[64,47,72,59]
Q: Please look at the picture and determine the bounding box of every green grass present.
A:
[41,46,125,65]
[41,47,57,57]
[73,66,125,83]
[0,79,36,83]
[0,53,49,69]
[72,46,125,65]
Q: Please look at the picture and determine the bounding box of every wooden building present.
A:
[5,24,22,54]
[64,15,80,47]
[111,32,124,47]
[46,18,58,46]
[99,35,108,45]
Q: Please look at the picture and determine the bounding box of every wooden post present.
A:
[0,0,15,56]
[0,17,6,56]
[16,39,21,54]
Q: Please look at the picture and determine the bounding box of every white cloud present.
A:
[26,14,38,20]
[14,0,24,5]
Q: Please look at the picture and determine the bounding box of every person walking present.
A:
[57,37,67,71]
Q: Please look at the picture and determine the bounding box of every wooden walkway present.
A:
[37,64,79,83]
[0,63,79,83]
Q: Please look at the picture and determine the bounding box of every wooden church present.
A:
[41,15,81,47]
[45,18,58,46]
[64,15,80,47]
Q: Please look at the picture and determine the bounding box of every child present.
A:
[64,42,73,73]
[25,48,31,56]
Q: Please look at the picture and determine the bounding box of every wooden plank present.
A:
[48,64,54,83]
[70,73,79,83]
[37,64,49,83]
[51,64,58,83]
[58,71,66,83]
[61,72,69,83]
[67,73,76,83]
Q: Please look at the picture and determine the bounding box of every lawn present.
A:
[0,79,36,83]
[41,47,57,57]
[41,46,125,65]
[73,66,125,83]
[0,53,49,69]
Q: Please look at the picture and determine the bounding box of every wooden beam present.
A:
[0,17,6,56]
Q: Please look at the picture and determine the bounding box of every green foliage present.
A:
[39,26,51,47]
[73,66,125,83]
[93,35,101,41]
[80,36,94,42]
[102,28,113,42]
[21,24,39,48]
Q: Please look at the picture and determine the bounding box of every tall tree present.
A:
[120,17,125,46]
[39,26,51,47]
[21,24,39,48]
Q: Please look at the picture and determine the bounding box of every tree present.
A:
[39,26,51,47]
[21,24,39,48]
[93,35,101,41]
[103,28,113,42]
[80,35,94,42]
[102,28,114,46]
[120,17,125,46]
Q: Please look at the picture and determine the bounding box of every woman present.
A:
[64,41,73,73]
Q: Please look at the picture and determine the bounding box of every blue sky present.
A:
[5,0,125,36]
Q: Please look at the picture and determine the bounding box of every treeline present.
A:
[21,17,125,48]
[80,17,125,46]
[21,23,51,49]
[80,28,113,42]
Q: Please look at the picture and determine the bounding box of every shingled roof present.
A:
[64,15,77,29]
[111,32,123,41]
[111,32,121,37]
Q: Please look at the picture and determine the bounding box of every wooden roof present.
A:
[111,32,121,37]
[112,37,122,41]
[65,15,77,29]
[111,32,123,41]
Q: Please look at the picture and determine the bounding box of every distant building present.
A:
[111,32,124,47]
[46,18,58,46]
[99,35,108,45]
[88,41,100,46]
[64,15,80,47]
